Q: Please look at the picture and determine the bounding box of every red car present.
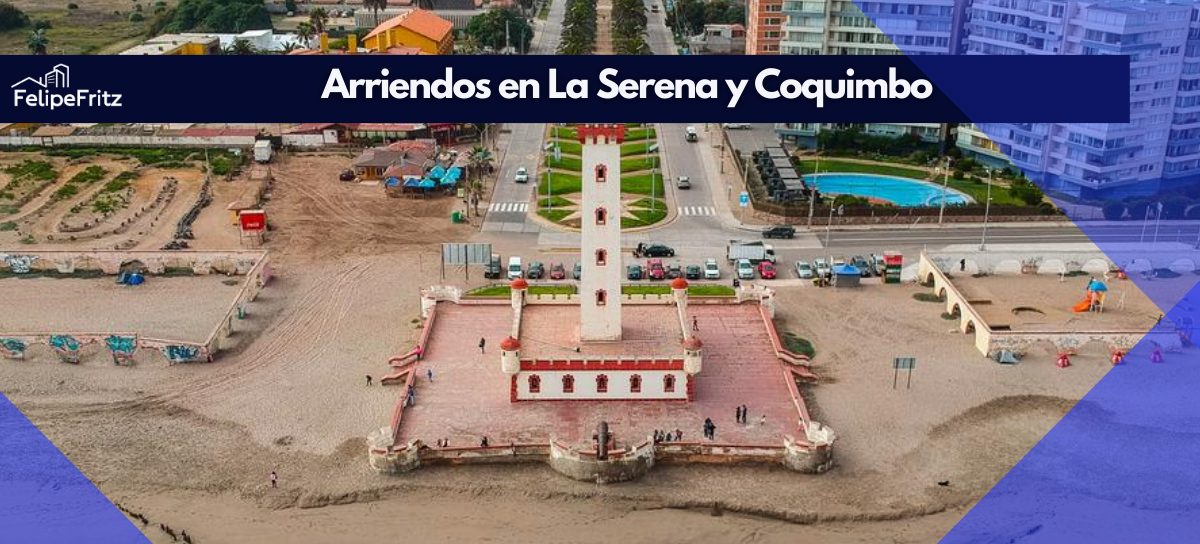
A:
[549,262,566,280]
[758,261,777,279]
[647,259,666,280]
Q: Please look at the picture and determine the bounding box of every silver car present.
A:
[704,258,721,279]
[795,260,814,279]
[814,258,830,277]
[736,258,755,280]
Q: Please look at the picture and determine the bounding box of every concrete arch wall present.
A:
[1083,259,1110,275]
[1169,258,1196,273]
[1037,258,1067,275]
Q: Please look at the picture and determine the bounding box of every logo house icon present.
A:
[11,64,69,89]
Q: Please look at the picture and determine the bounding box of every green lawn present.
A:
[467,285,577,297]
[622,208,668,228]
[621,142,654,156]
[539,196,574,208]
[620,174,665,196]
[621,285,735,296]
[945,178,1027,206]
[624,127,657,141]
[630,197,665,209]
[538,171,583,195]
[620,156,660,172]
[546,155,583,171]
[550,140,582,156]
[537,0,552,19]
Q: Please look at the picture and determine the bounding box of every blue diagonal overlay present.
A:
[834,0,1200,540]
[0,394,149,544]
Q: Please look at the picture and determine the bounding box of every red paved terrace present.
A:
[519,305,682,359]
[396,303,802,448]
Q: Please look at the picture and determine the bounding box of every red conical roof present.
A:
[682,337,704,350]
[671,277,689,290]
[500,336,521,351]
[510,278,529,290]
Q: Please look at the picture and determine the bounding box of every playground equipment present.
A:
[1071,278,1108,313]
[1111,350,1124,365]
[1056,352,1071,369]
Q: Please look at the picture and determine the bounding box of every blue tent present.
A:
[417,178,436,189]
[384,177,402,188]
[428,166,447,180]
[403,177,422,187]
[444,167,462,182]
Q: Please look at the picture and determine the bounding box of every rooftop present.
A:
[365,9,454,43]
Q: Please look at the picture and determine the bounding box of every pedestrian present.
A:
[426,368,434,382]
[675,429,682,441]
[269,471,277,489]
[734,406,741,424]
[479,337,486,353]
[759,414,766,426]
[742,405,749,424]
[733,277,741,289]
[481,436,489,447]
[960,258,966,272]
[366,375,373,386]
[692,316,699,332]
[415,346,424,360]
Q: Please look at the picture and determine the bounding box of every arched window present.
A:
[596,289,607,306]
[596,374,609,393]
[562,374,575,393]
[663,374,676,393]
[595,207,607,225]
[595,249,607,266]
[528,374,541,394]
[595,164,608,183]
[630,374,642,393]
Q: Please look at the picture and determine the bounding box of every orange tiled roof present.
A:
[364,9,453,44]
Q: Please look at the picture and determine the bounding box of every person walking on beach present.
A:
[479,337,487,353]
[366,375,372,386]
[734,406,742,424]
[269,471,277,489]
[426,368,434,382]
[692,316,699,332]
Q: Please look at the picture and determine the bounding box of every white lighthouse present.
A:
[578,124,625,342]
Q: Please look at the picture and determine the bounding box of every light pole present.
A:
[547,166,553,212]
[825,205,834,247]
[1140,205,1151,243]
[979,167,993,251]
[938,157,951,226]
[651,166,658,212]
[1153,201,1163,243]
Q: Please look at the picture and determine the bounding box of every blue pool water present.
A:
[808,173,972,207]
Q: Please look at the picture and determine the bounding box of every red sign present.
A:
[239,210,266,232]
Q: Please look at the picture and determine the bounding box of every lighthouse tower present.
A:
[578,124,625,342]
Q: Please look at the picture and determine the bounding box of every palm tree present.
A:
[224,39,256,55]
[468,146,494,203]
[296,22,315,48]
[27,29,49,55]
[364,0,389,26]
[416,0,435,10]
[309,8,329,35]
[280,42,301,55]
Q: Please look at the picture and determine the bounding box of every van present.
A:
[484,254,502,279]
[685,126,698,142]
[507,256,523,280]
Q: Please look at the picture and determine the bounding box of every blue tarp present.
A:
[832,264,860,276]
[403,177,421,187]
[385,177,402,187]
[429,166,447,179]
[417,178,436,189]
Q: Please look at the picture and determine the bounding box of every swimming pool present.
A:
[807,173,972,207]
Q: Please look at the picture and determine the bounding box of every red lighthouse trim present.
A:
[577,124,626,145]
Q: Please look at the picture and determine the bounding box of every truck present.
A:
[253,140,272,164]
[726,240,776,264]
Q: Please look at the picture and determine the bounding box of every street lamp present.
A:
[979,167,993,251]
[651,166,658,212]
[547,166,553,212]
[938,157,951,226]
[825,205,834,247]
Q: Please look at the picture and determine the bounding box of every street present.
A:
[644,0,677,55]
[529,0,567,54]
[481,123,545,233]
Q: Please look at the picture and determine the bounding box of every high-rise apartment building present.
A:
[747,0,963,56]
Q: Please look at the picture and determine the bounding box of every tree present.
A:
[224,38,256,55]
[279,42,300,54]
[1163,195,1189,219]
[154,0,272,34]
[0,2,29,31]
[466,7,534,52]
[27,28,48,55]
[364,0,388,26]
[296,21,315,47]
[284,0,296,12]
[1007,182,1044,206]
[309,7,328,35]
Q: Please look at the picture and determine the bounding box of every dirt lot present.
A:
[0,0,173,55]
[952,274,1162,332]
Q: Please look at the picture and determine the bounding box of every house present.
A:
[352,139,437,181]
[362,9,454,55]
[286,123,358,144]
[688,24,746,55]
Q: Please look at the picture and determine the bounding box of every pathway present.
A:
[596,0,614,54]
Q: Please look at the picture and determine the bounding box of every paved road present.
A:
[482,123,545,233]
[530,0,566,54]
[724,123,781,156]
[644,0,676,55]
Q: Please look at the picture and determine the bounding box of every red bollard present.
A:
[1111,350,1124,365]
[1056,353,1071,368]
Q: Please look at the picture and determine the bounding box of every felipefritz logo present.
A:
[12,64,122,110]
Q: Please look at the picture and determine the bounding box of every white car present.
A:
[507,256,523,280]
[795,260,814,279]
[814,258,830,277]
[722,123,752,130]
[736,258,755,280]
[704,258,721,280]
[514,167,529,183]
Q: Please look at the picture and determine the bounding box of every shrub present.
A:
[130,12,144,22]
[53,184,79,200]
[32,18,51,29]
[67,3,79,9]
[783,333,816,358]
[0,2,29,31]
[103,179,130,193]
[1163,195,1189,219]
[69,165,107,184]
[1008,184,1045,206]
[0,221,16,231]
[1101,201,1126,221]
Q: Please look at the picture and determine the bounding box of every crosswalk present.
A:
[489,202,529,213]
[679,206,715,216]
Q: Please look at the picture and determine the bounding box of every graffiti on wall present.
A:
[162,345,203,364]
[49,335,81,363]
[1,338,27,359]
[1,254,39,274]
[104,335,138,364]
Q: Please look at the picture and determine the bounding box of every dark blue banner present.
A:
[2,55,1127,122]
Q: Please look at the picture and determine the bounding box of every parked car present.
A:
[736,259,755,280]
[795,260,814,279]
[627,264,644,280]
[339,169,356,182]
[685,264,702,280]
[573,262,582,280]
[722,123,752,130]
[549,262,567,280]
[666,264,683,279]
[647,259,666,280]
[704,258,721,280]
[814,258,830,278]
[507,256,523,280]
[762,225,796,239]
[758,261,777,279]
[635,243,675,257]
[851,255,872,277]
[870,254,887,276]
[832,255,847,267]
[677,175,691,189]
[484,254,502,279]
[526,261,545,279]
[651,4,660,12]
[514,167,529,183]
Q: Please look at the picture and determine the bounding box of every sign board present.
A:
[893,357,916,370]
[239,210,266,232]
[442,243,492,266]
[739,192,750,208]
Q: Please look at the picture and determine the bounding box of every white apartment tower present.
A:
[578,124,625,342]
